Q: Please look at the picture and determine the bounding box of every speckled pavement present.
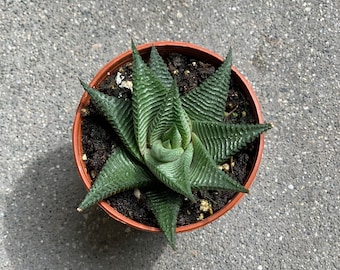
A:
[1,1,339,269]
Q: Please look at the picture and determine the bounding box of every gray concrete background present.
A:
[0,0,339,269]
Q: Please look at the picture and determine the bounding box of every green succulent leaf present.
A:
[192,121,272,163]
[144,143,195,201]
[181,48,232,122]
[131,42,168,155]
[149,45,173,89]
[162,124,182,149]
[148,80,191,149]
[150,139,184,163]
[190,133,248,193]
[79,43,272,249]
[145,188,182,249]
[80,80,142,161]
[77,147,153,211]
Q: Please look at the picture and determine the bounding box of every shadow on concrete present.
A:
[4,144,166,269]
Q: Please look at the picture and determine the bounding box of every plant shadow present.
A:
[4,144,166,269]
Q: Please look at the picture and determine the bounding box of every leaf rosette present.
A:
[77,41,272,248]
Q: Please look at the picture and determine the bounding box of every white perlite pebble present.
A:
[288,184,294,190]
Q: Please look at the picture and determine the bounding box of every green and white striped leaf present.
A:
[149,45,173,89]
[181,49,232,122]
[80,81,142,161]
[148,81,191,148]
[189,133,248,193]
[77,147,153,211]
[148,81,179,146]
[144,143,195,201]
[132,42,168,155]
[146,188,182,249]
[192,121,272,163]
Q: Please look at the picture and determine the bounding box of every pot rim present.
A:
[72,41,265,233]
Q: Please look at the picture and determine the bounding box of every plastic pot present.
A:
[72,41,265,233]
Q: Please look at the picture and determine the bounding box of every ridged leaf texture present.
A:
[181,49,232,122]
[149,46,173,90]
[148,80,191,149]
[80,80,142,161]
[132,42,168,155]
[190,133,248,193]
[144,143,195,201]
[192,121,272,163]
[77,147,153,211]
[79,42,271,249]
[146,188,182,249]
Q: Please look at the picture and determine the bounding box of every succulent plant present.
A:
[77,41,272,248]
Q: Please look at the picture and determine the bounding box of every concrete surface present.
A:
[0,0,339,269]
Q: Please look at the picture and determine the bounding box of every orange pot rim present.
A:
[72,41,265,233]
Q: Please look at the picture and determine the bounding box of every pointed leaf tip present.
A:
[146,189,181,249]
[79,79,88,89]
[227,47,232,57]
[190,133,249,193]
[131,39,136,50]
[131,40,144,68]
[149,45,174,89]
[181,49,233,122]
[132,45,169,154]
[78,147,153,211]
[192,122,272,163]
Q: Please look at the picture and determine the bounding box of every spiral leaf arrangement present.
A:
[77,41,272,248]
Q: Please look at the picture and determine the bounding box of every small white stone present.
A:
[115,72,124,85]
[200,199,211,212]
[120,80,133,91]
[288,184,294,190]
[133,188,141,200]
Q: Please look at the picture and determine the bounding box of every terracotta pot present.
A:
[73,41,265,233]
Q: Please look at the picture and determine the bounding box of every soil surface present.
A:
[81,52,258,227]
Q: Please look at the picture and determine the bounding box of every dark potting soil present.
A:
[81,52,258,227]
